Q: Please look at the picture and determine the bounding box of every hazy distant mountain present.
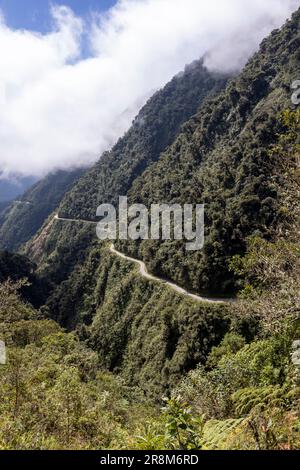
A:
[0,176,37,202]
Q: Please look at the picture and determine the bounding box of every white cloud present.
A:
[0,0,299,178]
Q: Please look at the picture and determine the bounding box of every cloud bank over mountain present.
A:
[0,0,299,178]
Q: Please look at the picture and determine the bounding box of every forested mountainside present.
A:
[26,11,299,282]
[17,9,300,398]
[121,8,300,295]
[0,106,299,449]
[22,60,230,305]
[58,60,229,220]
[0,169,84,252]
[18,60,231,393]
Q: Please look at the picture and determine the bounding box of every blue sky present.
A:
[0,0,117,31]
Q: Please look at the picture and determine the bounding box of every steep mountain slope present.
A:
[44,241,231,396]
[58,60,229,221]
[0,107,298,449]
[0,169,84,252]
[24,60,229,285]
[20,9,300,395]
[121,8,300,295]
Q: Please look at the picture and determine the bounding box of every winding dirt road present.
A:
[54,214,97,224]
[110,243,232,304]
[54,214,234,305]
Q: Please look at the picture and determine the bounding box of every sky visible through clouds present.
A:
[0,0,299,180]
[0,0,116,31]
